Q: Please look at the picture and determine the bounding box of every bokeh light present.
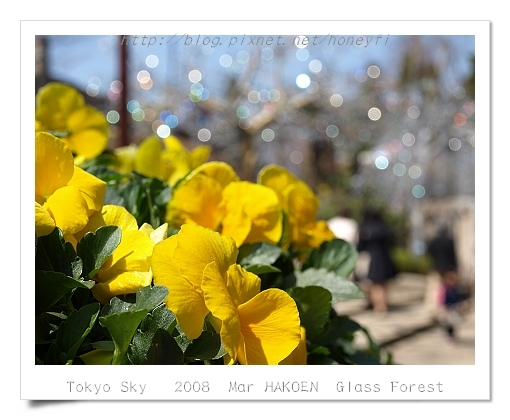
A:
[368,107,382,121]
[296,74,311,89]
[198,128,211,142]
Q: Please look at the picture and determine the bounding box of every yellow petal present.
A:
[97,230,154,280]
[67,166,106,214]
[35,202,56,237]
[221,182,282,246]
[172,225,238,289]
[163,135,187,153]
[202,261,240,362]
[35,82,84,132]
[65,129,108,160]
[113,144,137,175]
[152,235,210,339]
[35,132,74,203]
[101,204,139,231]
[139,222,169,244]
[257,164,299,208]
[237,288,301,365]
[92,270,152,304]
[67,105,108,136]
[301,220,336,249]
[166,174,225,230]
[134,136,163,179]
[190,161,240,188]
[45,186,89,236]
[279,326,307,365]
[225,264,260,308]
[188,145,212,169]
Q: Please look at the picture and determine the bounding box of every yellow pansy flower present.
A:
[35,82,109,160]
[202,263,301,365]
[152,224,238,339]
[258,164,335,249]
[78,205,167,304]
[129,135,211,185]
[220,181,282,246]
[166,162,282,247]
[152,224,301,364]
[35,132,106,239]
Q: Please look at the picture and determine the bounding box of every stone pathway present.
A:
[333,273,475,365]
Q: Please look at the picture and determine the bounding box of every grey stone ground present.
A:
[333,273,475,365]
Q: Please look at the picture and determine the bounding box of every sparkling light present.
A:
[368,107,382,121]
[146,55,159,68]
[269,89,281,102]
[127,100,140,113]
[367,65,380,78]
[248,90,260,103]
[290,151,303,164]
[296,74,311,89]
[262,129,275,142]
[330,94,343,107]
[188,69,202,83]
[219,54,233,67]
[309,59,322,73]
[454,113,467,126]
[236,51,250,64]
[326,125,339,138]
[198,128,211,142]
[408,165,422,179]
[106,110,120,124]
[296,49,309,61]
[393,163,406,176]
[132,109,145,121]
[157,124,171,138]
[375,156,389,170]
[355,69,367,82]
[110,80,123,93]
[236,106,250,119]
[449,138,462,151]
[412,185,426,198]
[137,70,150,83]
[402,133,416,146]
[86,84,99,97]
[407,106,420,119]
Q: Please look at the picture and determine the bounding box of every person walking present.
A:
[357,208,397,315]
[427,225,463,340]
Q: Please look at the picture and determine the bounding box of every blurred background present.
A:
[35,34,475,291]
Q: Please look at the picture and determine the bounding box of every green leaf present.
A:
[295,268,365,302]
[99,286,169,364]
[55,303,100,364]
[239,242,282,266]
[287,286,332,339]
[313,314,362,346]
[35,227,80,278]
[184,331,226,361]
[144,328,184,365]
[35,270,94,315]
[302,239,358,279]
[128,305,176,365]
[239,243,283,275]
[77,226,121,279]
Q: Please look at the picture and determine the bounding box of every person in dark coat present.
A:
[357,208,397,314]
[427,225,462,339]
